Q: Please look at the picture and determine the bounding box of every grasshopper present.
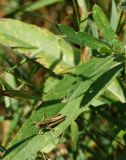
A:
[33,114,66,134]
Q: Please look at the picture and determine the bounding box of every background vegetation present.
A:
[0,0,125,160]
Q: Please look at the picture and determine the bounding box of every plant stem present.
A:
[72,0,80,29]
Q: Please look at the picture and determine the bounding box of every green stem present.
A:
[72,0,80,29]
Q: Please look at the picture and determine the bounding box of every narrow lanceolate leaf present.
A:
[3,56,124,160]
[0,90,40,100]
[59,24,111,53]
[110,0,119,31]
[0,18,79,74]
[25,0,63,11]
[93,5,121,49]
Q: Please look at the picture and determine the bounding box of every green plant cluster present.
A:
[0,0,125,160]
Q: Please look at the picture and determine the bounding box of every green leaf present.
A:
[67,56,119,102]
[0,18,79,74]
[76,0,88,31]
[3,57,123,160]
[112,130,126,150]
[110,0,119,31]
[91,96,108,106]
[43,76,60,93]
[0,77,13,90]
[93,5,121,49]
[4,0,63,16]
[80,63,123,111]
[45,57,120,103]
[104,78,126,103]
[59,24,111,53]
[1,90,40,100]
[89,19,98,38]
[3,98,80,160]
[71,121,79,151]
[25,0,63,11]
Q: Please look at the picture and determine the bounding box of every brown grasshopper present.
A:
[32,114,66,134]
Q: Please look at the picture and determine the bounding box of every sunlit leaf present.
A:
[0,18,79,74]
